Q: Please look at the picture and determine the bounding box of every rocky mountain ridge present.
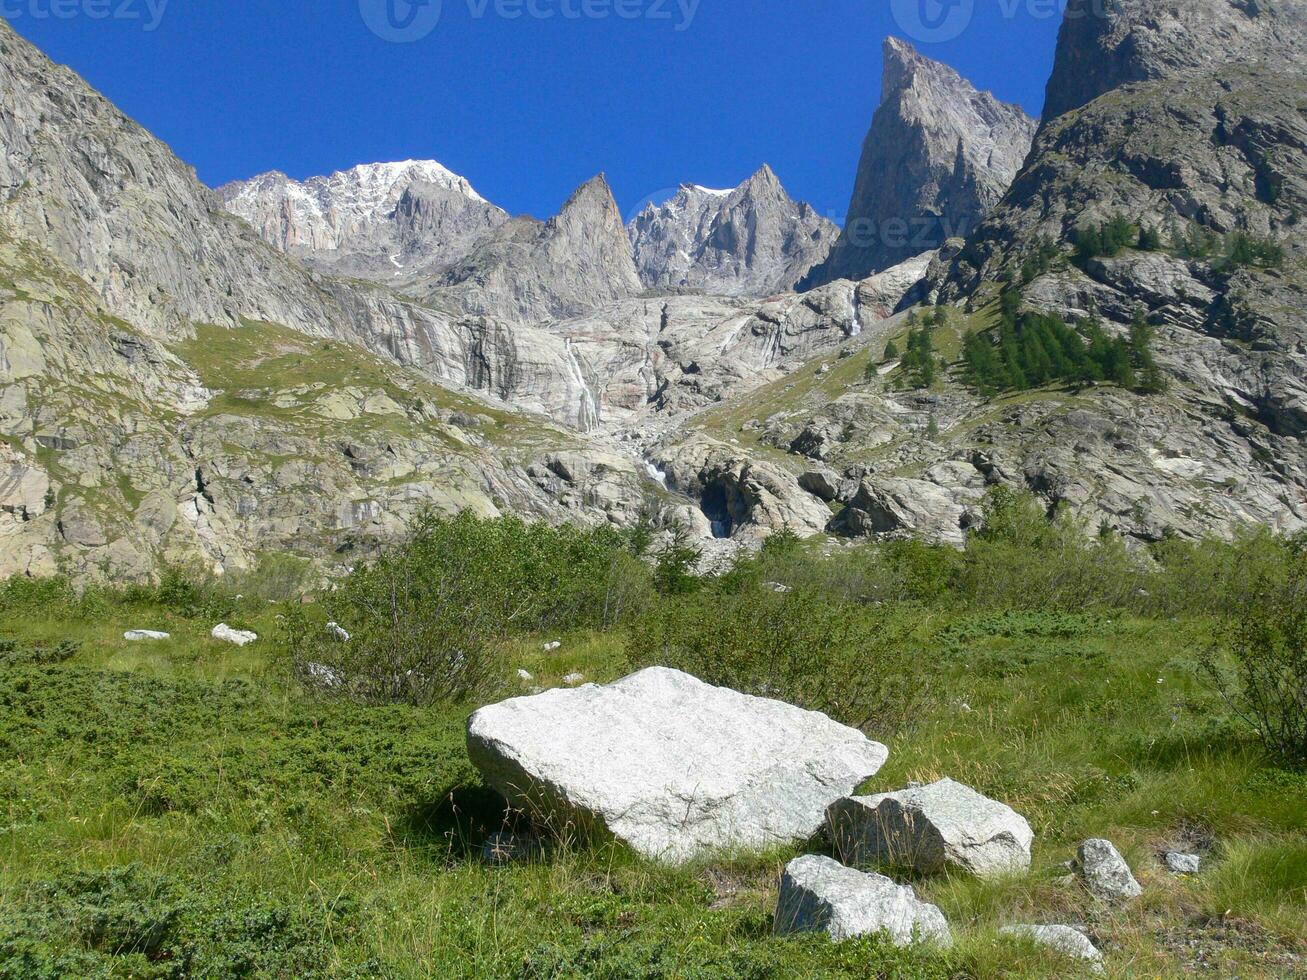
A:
[411,174,646,325]
[219,161,509,284]
[628,166,839,297]
[803,38,1037,286]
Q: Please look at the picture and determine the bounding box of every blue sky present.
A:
[5,1,1063,223]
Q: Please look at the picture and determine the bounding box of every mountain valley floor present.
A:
[0,511,1304,978]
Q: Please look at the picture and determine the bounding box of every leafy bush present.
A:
[1205,545,1307,765]
[0,865,379,979]
[958,488,1145,611]
[0,636,78,667]
[627,585,928,732]
[289,511,651,706]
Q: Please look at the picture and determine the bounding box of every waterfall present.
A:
[563,339,599,433]
[644,461,669,487]
[849,285,863,337]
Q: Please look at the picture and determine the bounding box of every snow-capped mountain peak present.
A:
[218,159,508,281]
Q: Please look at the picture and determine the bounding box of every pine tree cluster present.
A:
[962,294,1166,397]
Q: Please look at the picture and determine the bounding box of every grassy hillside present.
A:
[0,517,1304,978]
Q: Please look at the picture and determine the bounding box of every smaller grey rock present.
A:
[542,641,562,652]
[481,832,544,866]
[1164,852,1201,874]
[326,622,351,642]
[1077,839,1142,902]
[828,777,1033,878]
[517,668,534,682]
[1000,925,1104,973]
[562,672,586,686]
[774,855,951,946]
[211,624,258,647]
[124,630,170,642]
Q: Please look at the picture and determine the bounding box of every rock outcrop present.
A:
[773,855,952,946]
[628,166,838,297]
[1042,0,1307,124]
[802,38,1036,286]
[827,778,1033,879]
[465,667,889,864]
[219,161,509,285]
[413,175,644,324]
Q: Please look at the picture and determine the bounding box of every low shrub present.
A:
[288,511,652,706]
[957,488,1145,611]
[1205,545,1307,765]
[627,585,928,733]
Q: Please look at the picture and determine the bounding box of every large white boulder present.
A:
[465,667,889,863]
[211,624,258,647]
[827,777,1032,878]
[774,855,951,947]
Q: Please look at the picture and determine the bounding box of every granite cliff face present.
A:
[803,38,1036,287]
[411,175,645,325]
[628,166,838,297]
[219,162,509,285]
[1042,0,1307,123]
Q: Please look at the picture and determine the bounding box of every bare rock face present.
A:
[803,38,1036,286]
[774,855,951,947]
[827,778,1033,879]
[628,166,838,297]
[1043,0,1307,123]
[219,162,509,285]
[465,667,889,864]
[413,174,644,324]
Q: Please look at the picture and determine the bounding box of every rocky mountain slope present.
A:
[1042,0,1307,123]
[803,38,1037,286]
[628,166,838,297]
[409,175,646,325]
[219,161,509,285]
[654,2,1307,547]
[4,7,1305,578]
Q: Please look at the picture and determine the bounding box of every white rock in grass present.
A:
[562,673,586,686]
[517,668,534,682]
[304,662,343,688]
[1001,925,1104,973]
[123,630,170,641]
[1076,839,1142,902]
[211,624,258,646]
[827,778,1032,878]
[774,855,951,946]
[542,641,562,652]
[326,621,351,642]
[1164,851,1201,874]
[466,667,889,863]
